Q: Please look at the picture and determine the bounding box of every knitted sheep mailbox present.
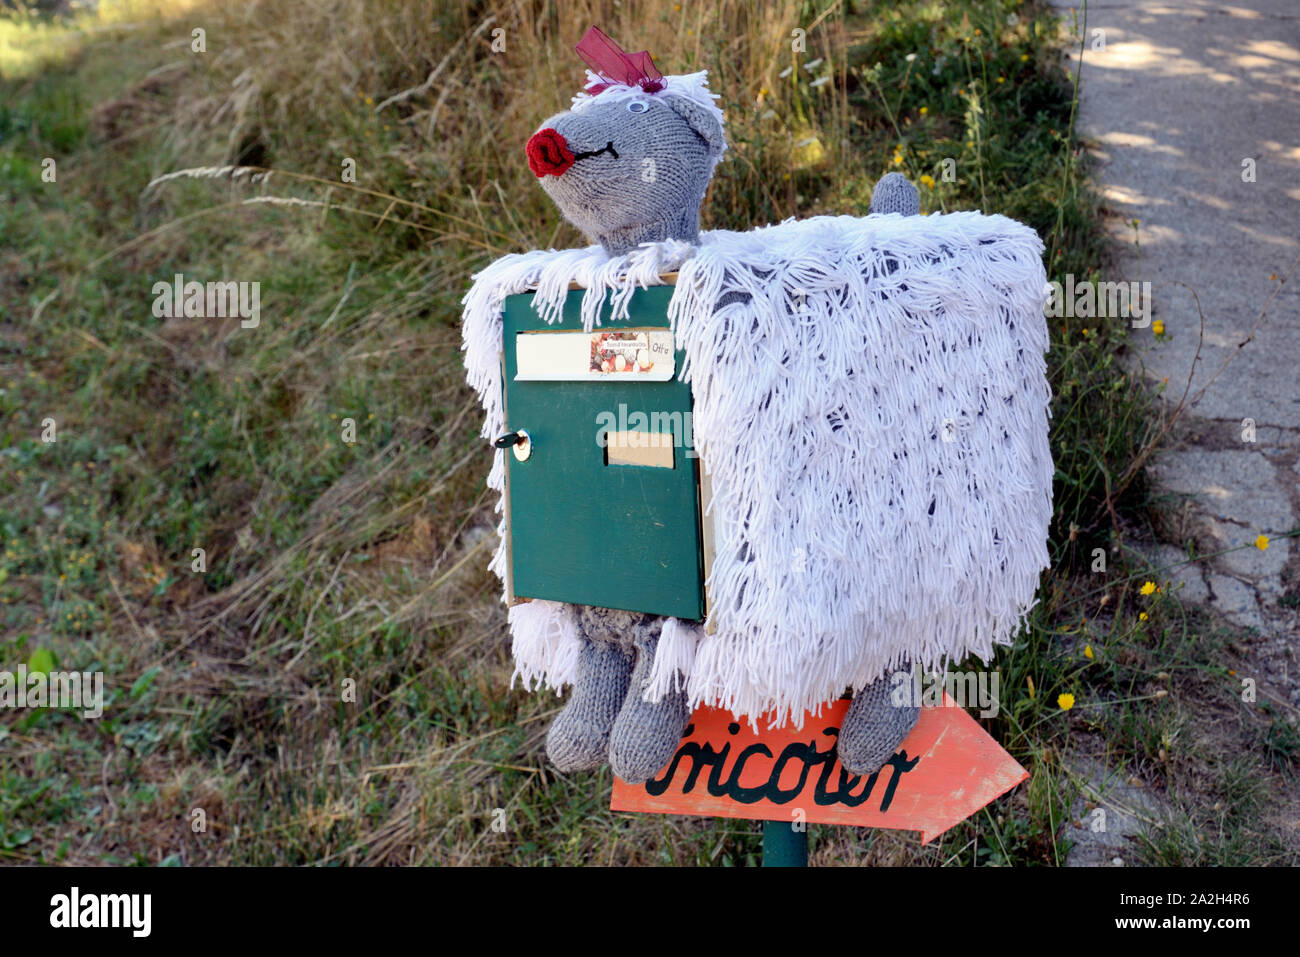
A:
[461,29,1053,787]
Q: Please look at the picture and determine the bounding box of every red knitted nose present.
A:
[526,127,575,178]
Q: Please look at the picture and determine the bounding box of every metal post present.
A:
[761,820,808,867]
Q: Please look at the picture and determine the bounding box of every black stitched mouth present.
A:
[572,141,619,162]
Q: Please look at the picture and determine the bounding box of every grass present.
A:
[1,0,1295,865]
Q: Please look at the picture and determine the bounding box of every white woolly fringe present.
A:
[507,599,581,694]
[463,212,1052,728]
[643,617,703,703]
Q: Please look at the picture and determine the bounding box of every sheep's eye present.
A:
[626,100,649,113]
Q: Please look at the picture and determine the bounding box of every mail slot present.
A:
[499,281,707,621]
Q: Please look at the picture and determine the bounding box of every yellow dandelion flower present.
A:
[1021,53,1030,61]
[1139,612,1148,621]
[1083,644,1094,659]
[1152,319,1166,335]
[997,76,1005,83]
[919,174,936,188]
[1255,534,1269,550]
[1058,693,1075,710]
[919,106,928,115]
[1140,581,1156,596]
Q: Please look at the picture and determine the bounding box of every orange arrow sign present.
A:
[611,693,1027,843]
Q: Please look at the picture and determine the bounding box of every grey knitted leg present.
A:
[836,668,920,776]
[608,618,691,784]
[545,632,634,773]
[869,171,920,216]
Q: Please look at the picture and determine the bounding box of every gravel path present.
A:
[1054,0,1300,702]
[1048,0,1299,866]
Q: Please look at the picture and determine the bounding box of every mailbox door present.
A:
[501,284,704,621]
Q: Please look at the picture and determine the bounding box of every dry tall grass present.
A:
[7,0,911,866]
[148,0,874,255]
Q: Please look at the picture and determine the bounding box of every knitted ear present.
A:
[870,172,920,216]
[662,94,726,159]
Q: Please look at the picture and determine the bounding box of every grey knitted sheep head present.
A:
[526,67,726,257]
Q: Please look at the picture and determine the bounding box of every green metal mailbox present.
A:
[498,283,706,621]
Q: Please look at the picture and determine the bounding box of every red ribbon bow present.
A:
[575,26,664,94]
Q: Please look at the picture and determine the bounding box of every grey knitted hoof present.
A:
[836,670,920,776]
[869,171,920,216]
[545,635,634,773]
[608,621,690,784]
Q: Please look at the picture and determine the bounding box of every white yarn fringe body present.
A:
[461,213,1053,728]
